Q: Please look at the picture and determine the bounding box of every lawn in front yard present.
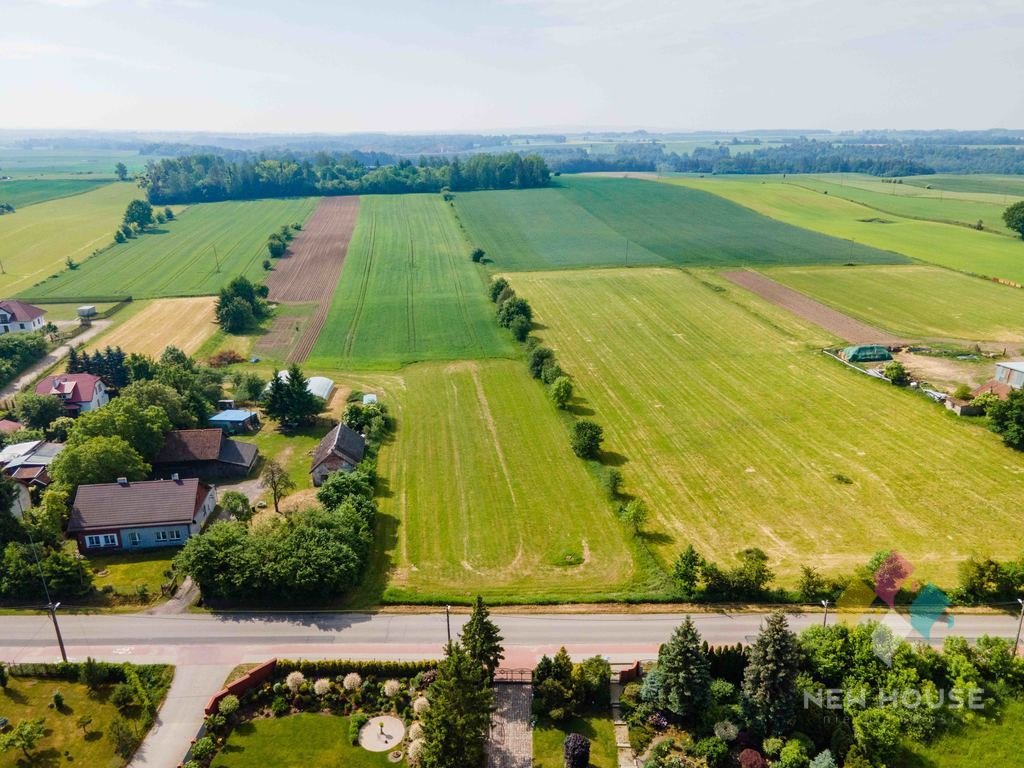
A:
[80,546,177,605]
[896,698,1024,767]
[210,714,399,767]
[533,712,618,768]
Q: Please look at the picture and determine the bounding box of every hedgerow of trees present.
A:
[0,333,48,387]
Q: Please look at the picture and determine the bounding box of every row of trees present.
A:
[141,152,550,204]
[266,222,300,258]
[0,332,48,386]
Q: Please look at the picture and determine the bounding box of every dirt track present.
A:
[265,196,360,362]
[722,270,911,346]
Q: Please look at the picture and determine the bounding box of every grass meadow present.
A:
[665,177,1024,283]
[369,359,652,604]
[455,176,901,272]
[307,194,514,370]
[21,197,317,300]
[0,178,112,208]
[766,264,1024,343]
[897,698,1024,767]
[903,173,1024,198]
[0,147,151,178]
[0,182,138,295]
[511,267,1024,585]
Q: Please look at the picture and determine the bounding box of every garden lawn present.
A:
[0,179,111,208]
[0,182,138,295]
[210,714,395,768]
[83,547,177,603]
[533,713,618,768]
[512,267,1024,585]
[665,176,1024,284]
[764,264,1024,342]
[0,674,166,768]
[26,301,119,322]
[371,359,652,605]
[20,198,317,301]
[455,177,902,272]
[307,194,514,369]
[897,698,1024,767]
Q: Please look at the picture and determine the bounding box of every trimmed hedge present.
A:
[276,659,438,680]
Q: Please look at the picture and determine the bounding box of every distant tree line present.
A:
[140,152,550,204]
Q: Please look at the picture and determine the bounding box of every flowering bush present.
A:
[383,679,402,698]
[343,672,362,691]
[413,696,430,716]
[714,720,739,742]
[409,722,423,740]
[285,671,305,693]
[314,678,331,696]
[407,738,425,766]
[647,711,669,731]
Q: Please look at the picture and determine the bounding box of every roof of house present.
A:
[3,442,63,471]
[0,419,22,434]
[209,409,257,423]
[996,361,1024,374]
[0,300,45,323]
[9,465,51,486]
[311,423,366,470]
[153,429,258,469]
[0,440,41,465]
[34,373,102,403]
[68,478,212,533]
[973,380,1014,400]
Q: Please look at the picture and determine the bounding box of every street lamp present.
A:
[821,599,831,627]
[1014,598,1024,657]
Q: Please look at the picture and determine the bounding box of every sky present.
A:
[2,0,1023,133]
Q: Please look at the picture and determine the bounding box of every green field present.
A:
[455,176,902,272]
[20,198,317,300]
[0,178,112,208]
[512,267,1024,584]
[0,182,138,295]
[898,698,1024,767]
[903,174,1024,198]
[667,177,1024,284]
[307,194,514,370]
[0,148,151,178]
[766,264,1024,342]
[210,715,392,768]
[372,359,648,604]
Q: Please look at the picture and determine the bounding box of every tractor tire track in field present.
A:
[438,213,485,356]
[406,218,417,352]
[342,209,377,359]
[723,270,911,346]
[265,196,360,362]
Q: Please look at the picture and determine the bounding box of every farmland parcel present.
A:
[87,297,218,357]
[512,267,1024,585]
[21,197,318,300]
[0,178,111,208]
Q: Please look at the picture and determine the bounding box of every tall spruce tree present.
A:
[460,595,505,681]
[655,616,711,719]
[421,642,494,768]
[742,610,800,736]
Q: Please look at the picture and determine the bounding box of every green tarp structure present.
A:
[841,345,892,362]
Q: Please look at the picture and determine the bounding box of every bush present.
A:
[108,716,138,759]
[570,420,603,459]
[563,733,590,768]
[350,712,369,745]
[413,695,430,716]
[694,737,730,768]
[51,690,64,710]
[271,696,289,717]
[111,683,136,711]
[739,749,768,768]
[286,671,305,693]
[189,735,217,762]
[884,360,910,386]
[343,672,363,691]
[489,277,509,302]
[218,694,239,717]
[384,679,402,697]
[528,346,555,379]
[314,678,332,696]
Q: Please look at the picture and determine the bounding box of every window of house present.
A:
[169,529,182,540]
[128,532,141,546]
[85,533,118,548]
[155,531,168,541]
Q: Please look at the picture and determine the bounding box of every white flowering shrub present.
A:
[413,696,430,716]
[714,720,739,742]
[285,671,305,693]
[407,738,425,765]
[383,679,402,698]
[408,722,423,741]
[314,678,331,696]
[343,672,362,691]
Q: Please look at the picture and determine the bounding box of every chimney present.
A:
[171,473,180,482]
[116,477,129,486]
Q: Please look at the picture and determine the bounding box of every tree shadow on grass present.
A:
[18,747,62,768]
[598,450,628,467]
[639,530,673,547]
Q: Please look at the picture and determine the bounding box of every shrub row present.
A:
[275,659,438,680]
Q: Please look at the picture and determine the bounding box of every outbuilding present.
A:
[208,409,260,435]
[310,423,366,486]
[840,345,892,363]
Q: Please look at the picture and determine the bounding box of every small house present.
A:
[0,300,46,335]
[153,429,259,479]
[311,423,366,486]
[840,345,892,363]
[208,409,260,435]
[34,373,108,414]
[0,440,63,516]
[68,477,216,553]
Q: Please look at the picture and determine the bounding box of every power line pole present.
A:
[213,245,221,273]
[1015,599,1024,656]
[445,605,452,644]
[25,523,68,662]
[821,599,831,627]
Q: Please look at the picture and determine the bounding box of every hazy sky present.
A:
[3,0,1023,133]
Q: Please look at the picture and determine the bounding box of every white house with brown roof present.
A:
[68,477,216,553]
[311,423,366,486]
[0,300,46,335]
[35,373,109,414]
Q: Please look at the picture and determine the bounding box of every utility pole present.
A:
[1015,598,1024,656]
[25,524,68,662]
[821,599,831,627]
[213,245,221,273]
[445,605,452,644]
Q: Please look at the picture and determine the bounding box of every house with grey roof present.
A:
[0,440,63,516]
[310,423,366,486]
[153,429,259,479]
[68,477,216,553]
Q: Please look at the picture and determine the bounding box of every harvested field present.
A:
[254,303,318,363]
[723,270,910,345]
[265,197,360,362]
[88,297,217,357]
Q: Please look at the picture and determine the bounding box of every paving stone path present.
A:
[487,684,533,768]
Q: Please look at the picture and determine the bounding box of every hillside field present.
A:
[370,359,647,604]
[903,174,1024,198]
[0,147,151,178]
[0,178,112,208]
[0,182,138,296]
[20,197,317,300]
[455,176,902,271]
[512,267,1024,584]
[665,177,1024,284]
[765,265,1024,343]
[307,194,514,370]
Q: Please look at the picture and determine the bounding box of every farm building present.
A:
[0,440,63,516]
[34,373,109,414]
[840,345,892,363]
[67,477,216,554]
[993,361,1024,391]
[153,429,259,479]
[0,300,46,335]
[311,423,366,486]
[267,371,335,401]
[208,409,260,435]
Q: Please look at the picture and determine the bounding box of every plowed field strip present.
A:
[265,196,360,362]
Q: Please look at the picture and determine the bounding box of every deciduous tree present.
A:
[1003,200,1024,238]
[570,420,603,459]
[261,459,295,515]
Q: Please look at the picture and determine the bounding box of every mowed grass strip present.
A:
[307,195,513,369]
[513,267,1024,584]
[0,182,138,295]
[375,360,638,603]
[765,264,1024,343]
[21,197,318,300]
[666,177,1024,283]
[0,178,111,208]
[87,297,218,356]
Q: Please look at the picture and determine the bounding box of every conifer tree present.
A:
[655,616,711,719]
[742,610,800,735]
[421,642,494,768]
[460,595,505,681]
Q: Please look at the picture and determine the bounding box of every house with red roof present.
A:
[34,373,109,414]
[0,300,46,335]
